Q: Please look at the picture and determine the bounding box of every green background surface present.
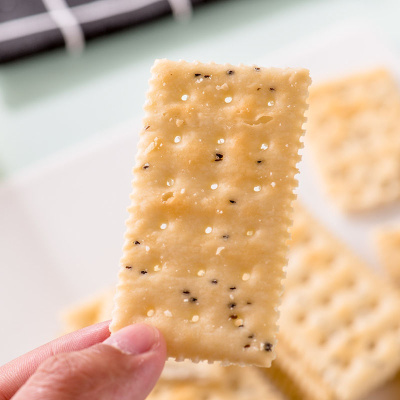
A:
[1,0,400,180]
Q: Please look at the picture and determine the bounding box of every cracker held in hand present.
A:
[307,69,400,212]
[110,60,310,366]
[266,204,400,400]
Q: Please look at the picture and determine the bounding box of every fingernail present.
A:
[103,324,159,355]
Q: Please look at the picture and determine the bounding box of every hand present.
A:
[0,322,166,400]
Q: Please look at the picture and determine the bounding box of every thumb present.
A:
[13,324,166,400]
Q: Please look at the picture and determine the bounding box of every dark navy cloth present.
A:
[0,0,217,63]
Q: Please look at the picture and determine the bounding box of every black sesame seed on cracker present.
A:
[264,343,273,352]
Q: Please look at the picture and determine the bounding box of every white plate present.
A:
[1,20,399,370]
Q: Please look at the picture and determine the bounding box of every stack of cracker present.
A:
[265,204,400,400]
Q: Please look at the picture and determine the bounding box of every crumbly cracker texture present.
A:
[270,204,400,400]
[375,228,400,287]
[307,69,400,212]
[110,60,310,367]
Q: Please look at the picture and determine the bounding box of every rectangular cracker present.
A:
[307,69,400,212]
[375,227,400,287]
[110,60,310,366]
[266,204,400,400]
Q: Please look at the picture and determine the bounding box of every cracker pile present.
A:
[110,60,310,366]
[307,69,400,212]
[266,204,400,400]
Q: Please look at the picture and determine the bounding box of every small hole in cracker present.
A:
[319,295,331,305]
[234,319,244,327]
[161,192,174,202]
[252,116,273,125]
[296,313,305,323]
[317,335,328,346]
[366,341,376,350]
[242,273,251,281]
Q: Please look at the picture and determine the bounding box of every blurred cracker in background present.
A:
[266,203,400,400]
[306,69,400,212]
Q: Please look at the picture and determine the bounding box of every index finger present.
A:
[0,320,111,400]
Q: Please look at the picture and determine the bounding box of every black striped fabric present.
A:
[0,0,218,63]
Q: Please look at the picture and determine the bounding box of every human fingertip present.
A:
[103,324,162,356]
